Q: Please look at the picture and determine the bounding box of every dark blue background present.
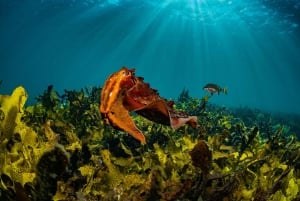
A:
[1,0,300,113]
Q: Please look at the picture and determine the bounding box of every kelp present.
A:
[0,86,300,201]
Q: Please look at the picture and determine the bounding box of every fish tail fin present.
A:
[223,87,228,95]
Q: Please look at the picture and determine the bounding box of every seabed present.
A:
[0,86,299,201]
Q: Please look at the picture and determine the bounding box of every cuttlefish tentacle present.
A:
[108,98,146,144]
[168,111,198,130]
[134,99,198,130]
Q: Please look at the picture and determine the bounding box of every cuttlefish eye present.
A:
[122,70,130,76]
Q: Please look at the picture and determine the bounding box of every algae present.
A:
[0,86,300,201]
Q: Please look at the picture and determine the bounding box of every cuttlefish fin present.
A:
[134,99,171,125]
[135,99,198,130]
[169,115,198,130]
[109,101,146,144]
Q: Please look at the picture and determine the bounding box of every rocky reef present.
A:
[0,86,299,201]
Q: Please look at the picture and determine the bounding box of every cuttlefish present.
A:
[100,67,198,144]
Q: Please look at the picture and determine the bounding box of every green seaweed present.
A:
[0,86,300,201]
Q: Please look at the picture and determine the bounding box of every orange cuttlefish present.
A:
[100,67,198,144]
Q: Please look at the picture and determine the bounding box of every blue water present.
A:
[1,0,300,114]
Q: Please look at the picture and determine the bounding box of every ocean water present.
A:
[1,0,300,114]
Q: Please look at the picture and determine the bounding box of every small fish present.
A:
[203,83,227,95]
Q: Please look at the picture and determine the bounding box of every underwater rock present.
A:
[189,140,212,173]
[33,144,70,201]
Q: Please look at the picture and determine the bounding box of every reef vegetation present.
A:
[0,85,300,201]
